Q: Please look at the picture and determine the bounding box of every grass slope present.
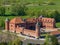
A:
[56,22,60,28]
[4,0,60,13]
[0,0,60,28]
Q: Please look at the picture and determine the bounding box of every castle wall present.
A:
[16,26,23,33]
[5,21,9,30]
[41,18,55,28]
[23,29,36,37]
[5,17,56,38]
[15,26,36,37]
[9,23,16,32]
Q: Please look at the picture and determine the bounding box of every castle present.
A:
[5,16,56,38]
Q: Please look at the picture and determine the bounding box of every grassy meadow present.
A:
[24,0,60,12]
[0,0,60,28]
[4,0,60,13]
[56,22,60,28]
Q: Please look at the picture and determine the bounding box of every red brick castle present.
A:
[5,16,56,38]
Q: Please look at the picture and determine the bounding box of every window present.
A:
[11,25,13,27]
[51,20,52,23]
[48,20,50,23]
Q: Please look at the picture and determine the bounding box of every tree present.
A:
[0,7,5,16]
[44,34,51,45]
[11,4,26,16]
[1,20,5,28]
[0,42,8,45]
[50,35,59,45]
[9,38,22,45]
[40,9,60,22]
[44,34,59,45]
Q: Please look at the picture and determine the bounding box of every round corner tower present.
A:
[5,18,10,30]
[35,22,40,38]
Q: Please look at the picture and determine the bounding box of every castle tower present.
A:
[39,15,43,22]
[5,18,10,30]
[35,22,40,38]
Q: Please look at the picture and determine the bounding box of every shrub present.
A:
[43,1,55,5]
[0,7,5,16]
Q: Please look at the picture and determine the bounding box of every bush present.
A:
[44,34,59,45]
[11,4,26,16]
[50,35,59,45]
[8,38,22,45]
[40,9,60,22]
[0,32,23,45]
[0,7,5,16]
[0,42,8,45]
[43,1,55,5]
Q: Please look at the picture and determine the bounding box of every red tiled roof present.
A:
[10,17,24,24]
[10,17,55,24]
[26,18,37,23]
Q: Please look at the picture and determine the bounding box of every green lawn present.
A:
[2,0,60,28]
[25,0,60,13]
[4,0,60,13]
[56,22,60,28]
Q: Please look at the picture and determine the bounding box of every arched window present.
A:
[48,20,49,23]
[51,20,53,24]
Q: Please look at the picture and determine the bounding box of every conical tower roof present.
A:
[5,18,9,22]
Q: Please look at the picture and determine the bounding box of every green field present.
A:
[0,0,60,28]
[1,0,60,13]
[4,0,60,13]
[19,0,60,12]
[56,22,60,28]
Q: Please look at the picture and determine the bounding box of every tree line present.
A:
[0,0,60,22]
[0,5,60,22]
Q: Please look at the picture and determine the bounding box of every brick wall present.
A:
[6,17,56,38]
[23,29,36,37]
[15,26,36,37]
[5,21,9,30]
[9,23,16,32]
[16,26,23,33]
[41,18,55,28]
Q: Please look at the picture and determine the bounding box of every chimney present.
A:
[5,18,10,30]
